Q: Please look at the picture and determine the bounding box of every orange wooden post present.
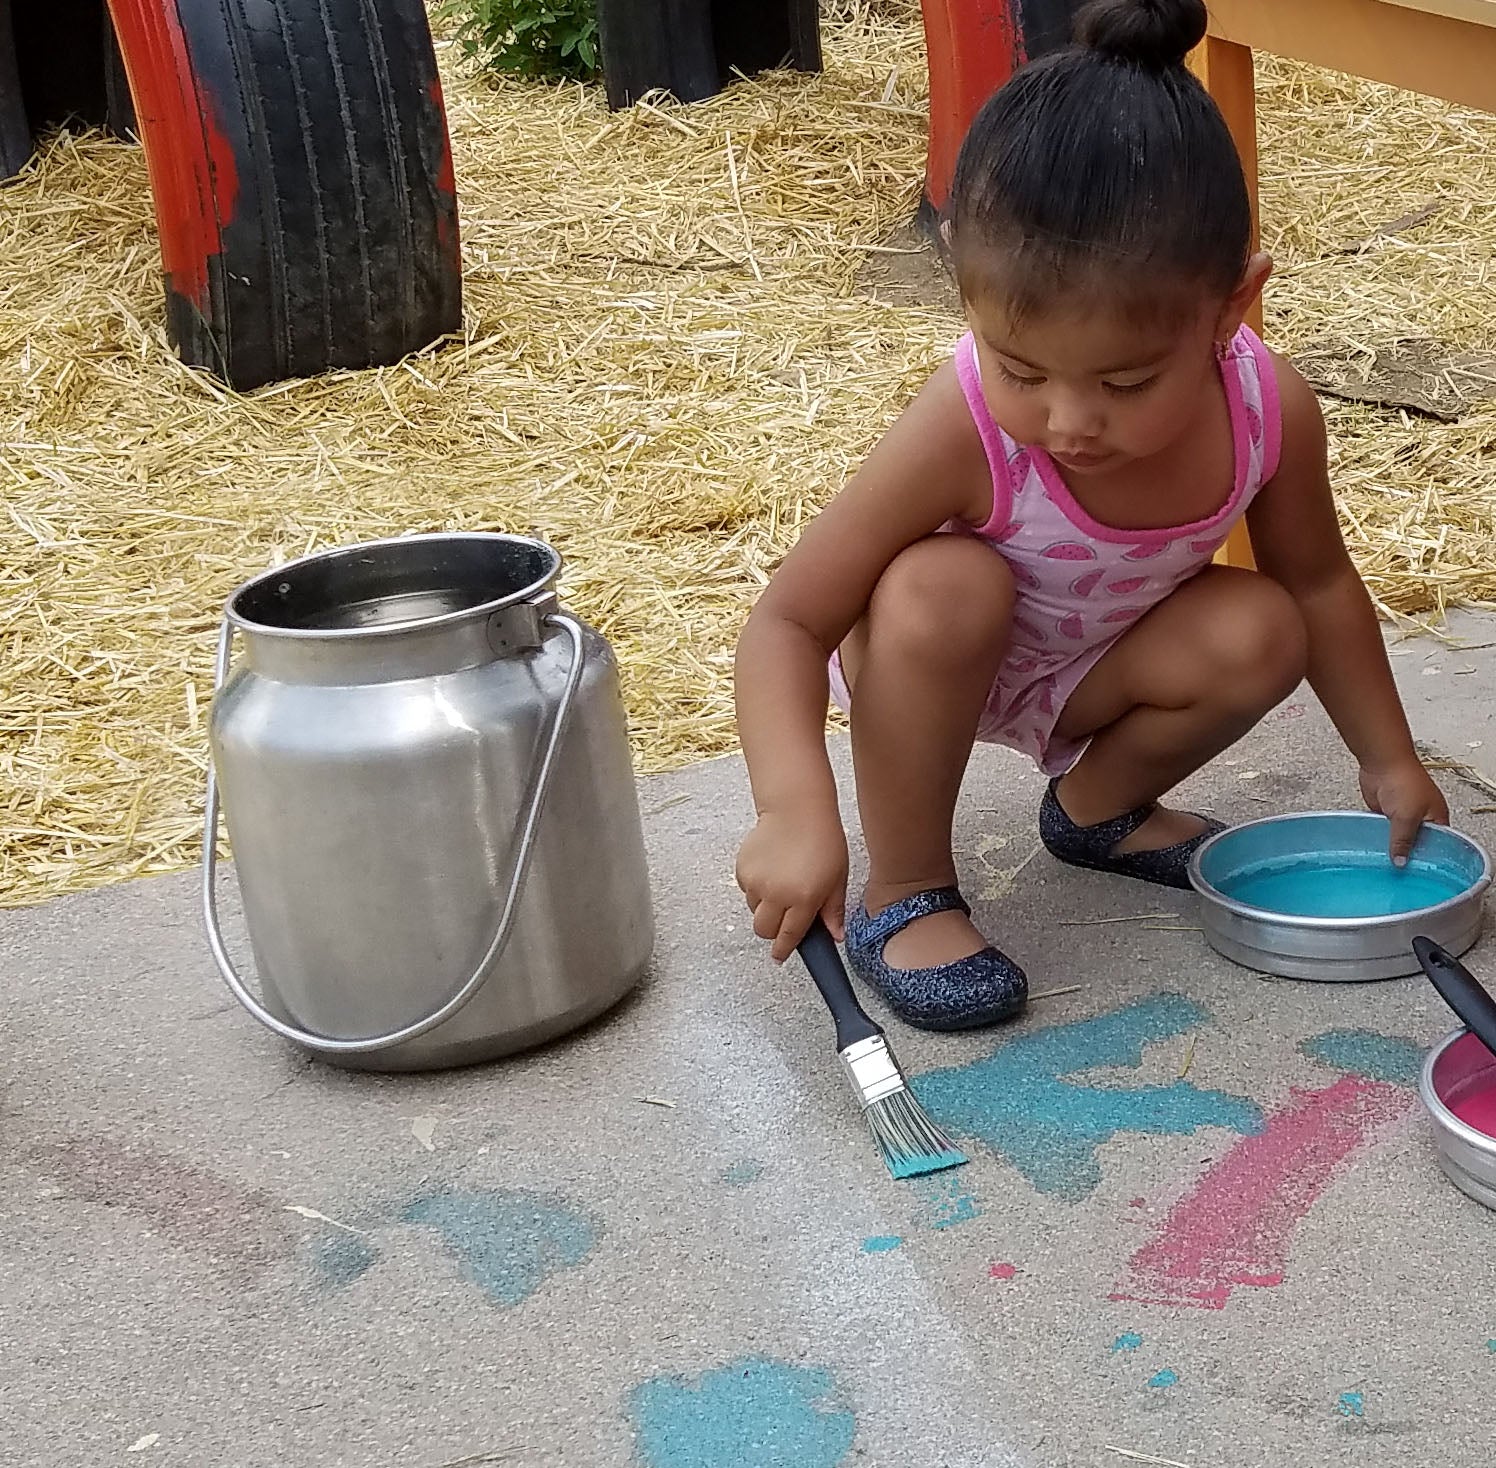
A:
[1190,34,1260,570]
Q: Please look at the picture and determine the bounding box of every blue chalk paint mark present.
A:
[401,1189,597,1308]
[912,1173,982,1230]
[631,1356,856,1468]
[1336,1391,1365,1419]
[311,1232,377,1289]
[912,995,1262,1201]
[1488,1339,1496,1354]
[1110,1333,1143,1355]
[1147,1369,1179,1389]
[720,1160,764,1188]
[1300,1030,1424,1088]
[861,1235,903,1254]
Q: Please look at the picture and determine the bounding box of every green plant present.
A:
[446,0,601,81]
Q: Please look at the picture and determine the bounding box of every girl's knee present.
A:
[1207,574,1307,705]
[867,537,1015,661]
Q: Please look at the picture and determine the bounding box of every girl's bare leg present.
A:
[1051,566,1308,845]
[840,536,1015,968]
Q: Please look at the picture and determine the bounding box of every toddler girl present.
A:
[734,0,1447,1028]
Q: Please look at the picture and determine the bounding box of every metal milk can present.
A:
[202,532,654,1071]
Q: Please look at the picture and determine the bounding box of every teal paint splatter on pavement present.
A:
[861,1235,903,1254]
[1488,1339,1496,1354]
[401,1189,597,1308]
[631,1356,856,1468]
[913,1173,982,1230]
[1148,1369,1179,1389]
[311,1231,377,1288]
[720,1160,765,1187]
[1301,1030,1424,1088]
[913,995,1261,1201]
[1109,1333,1143,1354]
[1336,1391,1365,1418]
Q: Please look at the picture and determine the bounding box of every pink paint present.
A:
[989,1262,1019,1281]
[1110,1076,1413,1310]
[1128,1197,1146,1209]
[1449,1083,1496,1137]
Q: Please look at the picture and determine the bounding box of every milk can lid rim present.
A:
[223,531,562,641]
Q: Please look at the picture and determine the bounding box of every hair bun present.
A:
[1074,0,1208,69]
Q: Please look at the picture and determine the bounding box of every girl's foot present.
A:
[844,886,1028,1031]
[1114,804,1211,854]
[1040,778,1223,890]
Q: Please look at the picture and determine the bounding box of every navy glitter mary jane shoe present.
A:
[1039,778,1224,891]
[843,886,1027,1032]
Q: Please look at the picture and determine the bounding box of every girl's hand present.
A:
[1359,760,1450,866]
[736,808,849,963]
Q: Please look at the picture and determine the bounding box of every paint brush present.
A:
[797,918,967,1180]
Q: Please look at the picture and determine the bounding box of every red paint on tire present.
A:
[105,0,238,310]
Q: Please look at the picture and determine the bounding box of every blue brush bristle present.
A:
[868,1087,968,1180]
[889,1147,967,1180]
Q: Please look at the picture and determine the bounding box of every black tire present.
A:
[598,0,822,111]
[0,0,32,180]
[115,0,462,389]
[597,0,719,109]
[12,0,133,135]
[103,10,137,137]
[710,0,821,81]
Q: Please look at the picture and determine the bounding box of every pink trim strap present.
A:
[1243,326,1283,483]
[954,333,1013,539]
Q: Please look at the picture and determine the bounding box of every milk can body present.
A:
[204,534,654,1071]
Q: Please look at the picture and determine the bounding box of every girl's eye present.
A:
[1104,377,1157,396]
[997,363,1045,389]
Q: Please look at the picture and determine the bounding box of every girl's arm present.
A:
[1245,358,1448,862]
[735,357,994,958]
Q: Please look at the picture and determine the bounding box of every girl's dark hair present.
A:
[946,0,1251,323]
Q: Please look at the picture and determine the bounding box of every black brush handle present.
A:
[798,918,883,1053]
[1414,936,1496,1059]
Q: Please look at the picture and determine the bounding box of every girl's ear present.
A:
[1215,252,1273,343]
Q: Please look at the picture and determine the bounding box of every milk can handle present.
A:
[200,609,587,1054]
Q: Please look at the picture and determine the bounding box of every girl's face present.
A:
[964,291,1226,476]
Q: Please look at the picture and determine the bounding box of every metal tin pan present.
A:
[1188,812,1490,981]
[1421,1028,1496,1213]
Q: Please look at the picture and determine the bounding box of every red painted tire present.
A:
[107,0,461,389]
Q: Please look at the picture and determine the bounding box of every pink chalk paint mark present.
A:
[989,1262,1019,1281]
[1128,1198,1146,1209]
[1110,1076,1413,1310]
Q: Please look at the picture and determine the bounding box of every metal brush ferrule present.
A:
[839,1035,907,1110]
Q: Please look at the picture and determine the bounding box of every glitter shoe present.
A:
[844,887,1028,1032]
[1039,778,1224,890]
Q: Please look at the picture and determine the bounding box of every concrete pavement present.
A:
[6,619,1496,1467]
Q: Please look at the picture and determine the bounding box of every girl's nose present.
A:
[1047,392,1104,443]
